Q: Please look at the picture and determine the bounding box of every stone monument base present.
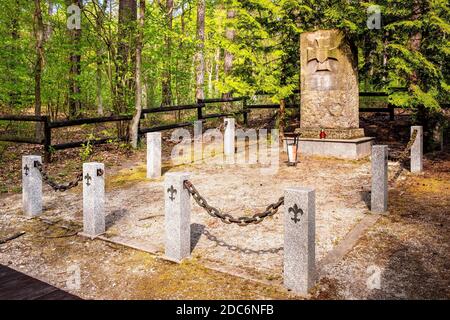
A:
[298,137,374,160]
[295,128,365,140]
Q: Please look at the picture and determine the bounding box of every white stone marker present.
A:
[164,172,191,262]
[284,187,316,295]
[193,120,203,162]
[411,126,423,173]
[82,162,105,238]
[147,132,161,179]
[224,117,235,163]
[371,145,388,213]
[22,155,43,217]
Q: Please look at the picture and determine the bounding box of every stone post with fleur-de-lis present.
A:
[284,187,316,296]
[22,155,43,217]
[410,126,423,173]
[82,162,105,238]
[164,172,191,262]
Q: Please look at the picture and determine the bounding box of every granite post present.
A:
[371,145,388,213]
[164,172,191,262]
[22,155,43,217]
[194,120,203,162]
[224,118,235,163]
[284,187,316,295]
[82,162,105,238]
[411,126,423,173]
[147,132,161,179]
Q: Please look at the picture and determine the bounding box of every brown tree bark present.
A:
[94,0,108,116]
[129,0,145,148]
[67,0,82,119]
[278,99,286,145]
[116,0,137,114]
[9,0,21,108]
[214,47,220,96]
[161,0,173,106]
[116,0,137,139]
[33,0,45,138]
[222,8,235,110]
[195,0,206,101]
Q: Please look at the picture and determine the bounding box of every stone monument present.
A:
[296,29,374,159]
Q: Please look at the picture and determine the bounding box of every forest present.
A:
[0,0,448,147]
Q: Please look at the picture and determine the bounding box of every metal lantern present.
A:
[284,134,299,166]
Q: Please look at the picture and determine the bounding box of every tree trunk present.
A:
[129,0,145,148]
[9,0,20,108]
[278,99,286,145]
[95,0,107,115]
[67,0,82,119]
[45,0,53,40]
[116,0,137,138]
[222,8,235,110]
[162,0,173,106]
[195,0,206,101]
[116,0,137,113]
[409,0,432,150]
[34,0,44,138]
[214,47,220,96]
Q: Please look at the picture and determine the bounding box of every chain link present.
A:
[389,129,418,185]
[34,161,83,192]
[183,180,284,226]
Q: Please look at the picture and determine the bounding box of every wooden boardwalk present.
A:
[0,265,81,300]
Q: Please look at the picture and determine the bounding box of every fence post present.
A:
[371,145,388,213]
[284,187,316,295]
[43,116,51,163]
[411,126,423,173]
[224,118,235,163]
[147,132,161,179]
[22,155,43,217]
[196,99,203,120]
[164,172,191,262]
[243,98,249,126]
[82,162,105,238]
[193,120,203,162]
[388,105,395,121]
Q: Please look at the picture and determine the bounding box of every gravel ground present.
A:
[0,140,448,299]
[1,146,372,287]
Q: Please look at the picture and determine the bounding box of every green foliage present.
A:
[79,133,95,161]
[0,0,447,122]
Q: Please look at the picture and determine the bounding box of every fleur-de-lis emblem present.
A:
[289,204,303,224]
[84,173,92,186]
[24,165,30,176]
[167,185,177,201]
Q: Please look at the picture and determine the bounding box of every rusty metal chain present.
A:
[202,229,283,254]
[389,129,418,185]
[34,161,83,192]
[183,180,284,226]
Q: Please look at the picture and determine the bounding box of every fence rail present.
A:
[0,91,420,162]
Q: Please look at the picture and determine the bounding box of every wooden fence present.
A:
[0,92,405,162]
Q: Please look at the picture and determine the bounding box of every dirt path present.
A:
[315,152,450,299]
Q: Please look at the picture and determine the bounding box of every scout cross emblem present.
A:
[307,35,339,72]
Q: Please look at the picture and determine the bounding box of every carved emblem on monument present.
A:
[307,35,338,72]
